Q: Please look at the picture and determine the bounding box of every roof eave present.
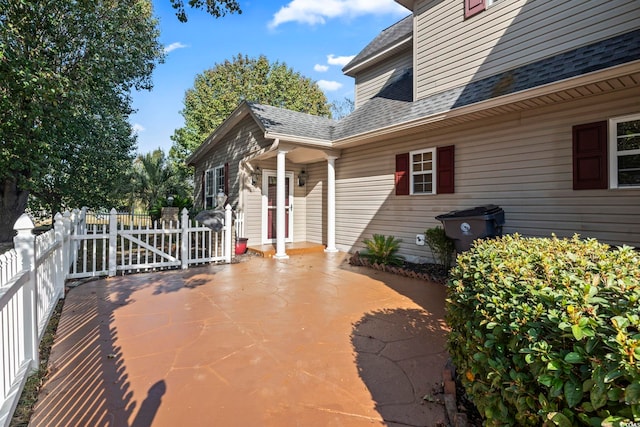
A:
[334,61,640,147]
[394,0,414,11]
[187,101,265,166]
[263,131,333,147]
[342,35,413,76]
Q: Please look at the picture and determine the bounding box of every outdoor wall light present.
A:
[298,169,307,187]
[167,195,174,206]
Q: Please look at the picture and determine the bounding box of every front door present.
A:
[262,171,294,244]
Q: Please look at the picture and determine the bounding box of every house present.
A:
[187,0,640,261]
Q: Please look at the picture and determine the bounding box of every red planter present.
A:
[235,238,248,255]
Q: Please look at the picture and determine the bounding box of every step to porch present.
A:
[246,242,326,258]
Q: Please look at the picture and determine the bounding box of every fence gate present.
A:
[69,207,232,279]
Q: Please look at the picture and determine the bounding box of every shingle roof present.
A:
[334,29,640,139]
[342,15,413,74]
[247,103,335,141]
[242,29,640,144]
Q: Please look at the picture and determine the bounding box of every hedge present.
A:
[446,234,640,426]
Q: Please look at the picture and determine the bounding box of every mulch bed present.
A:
[348,251,450,283]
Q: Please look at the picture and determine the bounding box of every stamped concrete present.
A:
[29,252,449,427]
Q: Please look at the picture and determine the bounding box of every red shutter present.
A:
[573,121,608,190]
[436,145,455,194]
[395,153,410,195]
[224,162,229,195]
[464,0,485,18]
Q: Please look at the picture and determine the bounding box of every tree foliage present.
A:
[0,0,163,240]
[169,0,241,22]
[169,54,332,174]
[132,150,191,211]
[330,97,355,120]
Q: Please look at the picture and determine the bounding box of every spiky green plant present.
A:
[360,234,404,266]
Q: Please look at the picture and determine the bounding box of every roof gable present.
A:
[342,15,412,76]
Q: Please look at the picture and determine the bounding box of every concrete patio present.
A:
[29,252,449,427]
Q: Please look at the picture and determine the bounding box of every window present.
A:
[204,165,225,208]
[410,148,435,194]
[396,146,454,195]
[464,0,502,19]
[610,114,640,188]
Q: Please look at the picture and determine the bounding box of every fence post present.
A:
[13,214,39,371]
[54,213,66,300]
[108,208,117,276]
[181,208,189,269]
[80,207,87,235]
[224,205,233,264]
[62,211,72,275]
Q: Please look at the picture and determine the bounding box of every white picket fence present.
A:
[0,206,233,427]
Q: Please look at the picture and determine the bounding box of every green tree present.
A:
[169,54,331,175]
[330,97,355,120]
[169,0,241,22]
[132,150,191,211]
[0,0,163,240]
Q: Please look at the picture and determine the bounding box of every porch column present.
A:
[274,149,289,259]
[325,156,338,253]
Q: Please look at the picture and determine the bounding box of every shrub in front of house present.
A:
[446,234,640,426]
[360,234,404,266]
[425,226,455,270]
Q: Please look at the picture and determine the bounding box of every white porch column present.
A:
[274,149,289,259]
[325,156,338,253]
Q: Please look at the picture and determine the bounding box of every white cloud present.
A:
[314,64,329,72]
[164,42,188,54]
[132,123,145,134]
[317,80,343,91]
[327,54,355,67]
[269,0,406,28]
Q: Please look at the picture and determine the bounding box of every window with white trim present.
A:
[610,114,640,188]
[410,148,436,194]
[204,165,225,208]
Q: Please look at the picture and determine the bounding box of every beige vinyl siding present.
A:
[192,118,271,246]
[304,161,327,244]
[354,48,413,108]
[243,184,262,244]
[193,119,268,209]
[414,0,640,101]
[334,88,640,262]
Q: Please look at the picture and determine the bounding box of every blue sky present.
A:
[129,0,410,155]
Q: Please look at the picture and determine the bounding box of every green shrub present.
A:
[425,226,455,270]
[360,234,404,266]
[446,234,640,426]
[149,195,193,222]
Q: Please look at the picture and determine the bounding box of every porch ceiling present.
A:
[249,142,341,165]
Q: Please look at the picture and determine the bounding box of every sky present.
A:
[129,0,411,155]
